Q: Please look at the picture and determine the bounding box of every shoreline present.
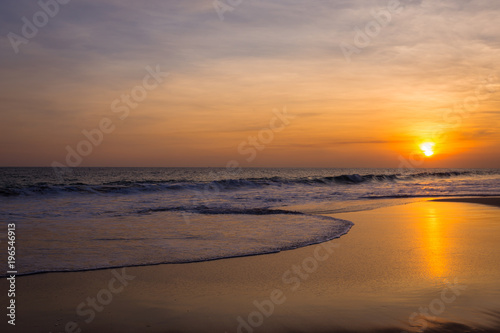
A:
[2,197,500,332]
[432,196,500,208]
[10,195,498,279]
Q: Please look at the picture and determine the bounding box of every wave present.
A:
[3,212,354,277]
[137,206,304,215]
[0,170,494,197]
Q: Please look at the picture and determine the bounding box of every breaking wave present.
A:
[1,170,493,197]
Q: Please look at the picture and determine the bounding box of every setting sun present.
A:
[420,142,435,157]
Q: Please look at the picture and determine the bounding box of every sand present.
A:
[2,197,500,333]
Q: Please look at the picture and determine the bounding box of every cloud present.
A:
[1,0,499,166]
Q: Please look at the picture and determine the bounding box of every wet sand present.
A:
[2,197,500,333]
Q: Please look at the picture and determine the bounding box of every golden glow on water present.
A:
[422,207,448,277]
[406,201,500,281]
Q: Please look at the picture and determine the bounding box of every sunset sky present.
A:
[1,0,499,167]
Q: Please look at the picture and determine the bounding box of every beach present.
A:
[3,0,500,331]
[3,197,500,333]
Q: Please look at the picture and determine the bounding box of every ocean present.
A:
[1,167,499,276]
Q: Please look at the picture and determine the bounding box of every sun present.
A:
[420,142,435,157]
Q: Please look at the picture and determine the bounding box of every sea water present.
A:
[1,167,499,275]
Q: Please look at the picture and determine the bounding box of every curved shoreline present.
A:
[3,213,354,278]
[2,197,500,332]
[7,196,499,277]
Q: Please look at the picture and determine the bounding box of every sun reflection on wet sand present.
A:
[422,206,448,278]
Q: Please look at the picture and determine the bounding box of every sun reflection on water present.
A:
[423,207,449,277]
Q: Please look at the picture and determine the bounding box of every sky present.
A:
[0,0,499,168]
